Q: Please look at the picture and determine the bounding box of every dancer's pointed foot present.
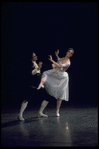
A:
[42,85,44,88]
[38,112,48,117]
[37,87,41,90]
[56,111,60,117]
[18,115,25,121]
[37,84,43,90]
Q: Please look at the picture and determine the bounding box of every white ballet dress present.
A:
[41,58,71,101]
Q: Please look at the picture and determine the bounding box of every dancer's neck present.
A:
[64,55,69,60]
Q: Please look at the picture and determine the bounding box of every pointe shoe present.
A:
[37,85,44,90]
[38,112,48,117]
[41,85,44,88]
[56,111,60,117]
[37,86,41,90]
[18,115,25,121]
[37,82,44,90]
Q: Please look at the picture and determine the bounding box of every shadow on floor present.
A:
[1,116,39,128]
[1,114,60,128]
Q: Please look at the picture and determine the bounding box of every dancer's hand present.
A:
[55,49,59,56]
[48,55,52,61]
[38,61,43,69]
[39,61,43,66]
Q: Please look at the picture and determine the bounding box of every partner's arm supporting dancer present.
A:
[37,48,74,117]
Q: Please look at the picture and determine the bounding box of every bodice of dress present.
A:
[55,58,70,73]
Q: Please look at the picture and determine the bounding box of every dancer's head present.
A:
[66,48,74,58]
[32,52,37,61]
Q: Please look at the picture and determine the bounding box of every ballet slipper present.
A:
[56,111,60,117]
[41,84,44,88]
[37,84,44,89]
[37,82,43,90]
[18,114,25,121]
[37,77,46,90]
[38,112,48,117]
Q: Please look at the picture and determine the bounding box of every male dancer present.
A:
[18,52,49,121]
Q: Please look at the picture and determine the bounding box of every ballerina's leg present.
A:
[56,98,62,116]
[37,77,46,90]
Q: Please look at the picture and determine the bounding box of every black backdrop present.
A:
[1,2,98,109]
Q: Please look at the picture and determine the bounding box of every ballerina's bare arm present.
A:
[48,55,62,68]
[55,49,60,59]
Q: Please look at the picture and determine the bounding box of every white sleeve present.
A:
[31,69,37,75]
[52,64,56,69]
[32,62,40,75]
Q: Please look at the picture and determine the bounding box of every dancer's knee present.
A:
[41,77,46,83]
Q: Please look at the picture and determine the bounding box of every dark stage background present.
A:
[1,2,98,109]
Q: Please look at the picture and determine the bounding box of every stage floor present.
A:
[1,105,98,147]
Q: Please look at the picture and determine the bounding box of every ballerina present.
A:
[37,48,74,116]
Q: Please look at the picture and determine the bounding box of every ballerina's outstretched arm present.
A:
[48,55,62,68]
